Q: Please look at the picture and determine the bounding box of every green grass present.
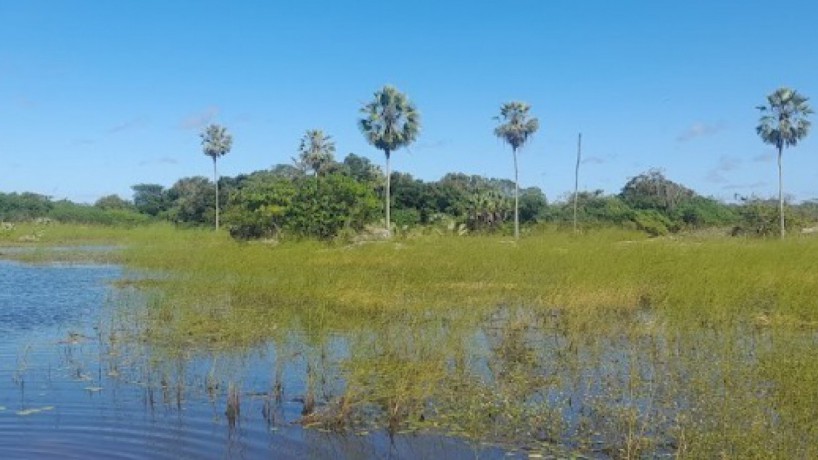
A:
[0,221,153,245]
[6,223,818,458]
[119,225,818,328]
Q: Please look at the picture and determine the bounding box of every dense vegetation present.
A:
[2,162,817,241]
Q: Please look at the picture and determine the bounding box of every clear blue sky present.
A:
[2,1,817,203]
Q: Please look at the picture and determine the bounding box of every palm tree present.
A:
[200,123,233,230]
[359,85,420,235]
[295,129,336,176]
[494,101,539,239]
[756,88,812,239]
[467,189,510,231]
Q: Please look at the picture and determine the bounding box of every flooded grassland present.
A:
[2,225,817,458]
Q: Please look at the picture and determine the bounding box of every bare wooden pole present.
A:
[573,132,582,233]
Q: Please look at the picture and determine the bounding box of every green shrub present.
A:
[733,198,804,237]
[392,208,421,229]
[285,175,379,239]
[632,209,673,236]
[47,201,152,226]
[673,196,737,228]
[0,192,53,220]
[224,175,295,239]
[225,173,379,241]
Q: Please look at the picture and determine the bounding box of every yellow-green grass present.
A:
[0,221,158,245]
[118,226,818,333]
[0,222,176,263]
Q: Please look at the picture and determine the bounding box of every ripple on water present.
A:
[0,260,121,334]
[0,260,516,459]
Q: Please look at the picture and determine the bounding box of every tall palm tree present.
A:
[359,85,420,234]
[296,129,336,176]
[756,88,812,239]
[200,123,233,230]
[494,101,539,239]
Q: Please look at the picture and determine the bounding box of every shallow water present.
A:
[4,253,816,459]
[0,260,513,459]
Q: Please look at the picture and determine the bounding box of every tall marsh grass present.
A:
[121,226,818,328]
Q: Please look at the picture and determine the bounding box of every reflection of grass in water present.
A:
[85,226,818,457]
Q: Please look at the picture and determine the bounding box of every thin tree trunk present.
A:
[214,157,220,231]
[573,133,582,233]
[778,146,784,239]
[513,147,519,239]
[385,150,391,236]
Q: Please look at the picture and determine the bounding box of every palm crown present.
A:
[756,88,812,150]
[359,85,420,157]
[201,124,233,161]
[494,102,539,151]
[297,129,336,175]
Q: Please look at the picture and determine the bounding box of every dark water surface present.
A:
[0,260,511,459]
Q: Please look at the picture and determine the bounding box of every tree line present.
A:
[0,86,812,240]
[2,162,818,240]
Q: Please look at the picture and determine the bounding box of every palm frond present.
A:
[200,124,233,160]
[358,85,421,154]
[494,101,539,151]
[756,87,811,150]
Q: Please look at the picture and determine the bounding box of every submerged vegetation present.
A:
[6,224,812,457]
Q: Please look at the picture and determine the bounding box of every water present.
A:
[0,260,511,459]
[6,254,813,458]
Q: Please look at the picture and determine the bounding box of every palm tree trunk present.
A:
[385,150,391,236]
[778,146,784,239]
[513,147,519,239]
[213,157,220,231]
[573,133,582,233]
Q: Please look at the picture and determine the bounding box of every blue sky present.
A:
[2,1,817,203]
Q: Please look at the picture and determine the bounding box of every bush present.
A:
[632,209,674,236]
[673,196,737,228]
[733,198,804,237]
[0,192,53,220]
[226,205,286,239]
[224,175,295,240]
[48,201,152,226]
[285,175,379,239]
[225,173,379,241]
[392,208,421,229]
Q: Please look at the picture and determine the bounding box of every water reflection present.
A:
[0,261,513,459]
[116,294,818,458]
[3,258,817,458]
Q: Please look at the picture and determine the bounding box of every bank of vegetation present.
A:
[2,165,817,242]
